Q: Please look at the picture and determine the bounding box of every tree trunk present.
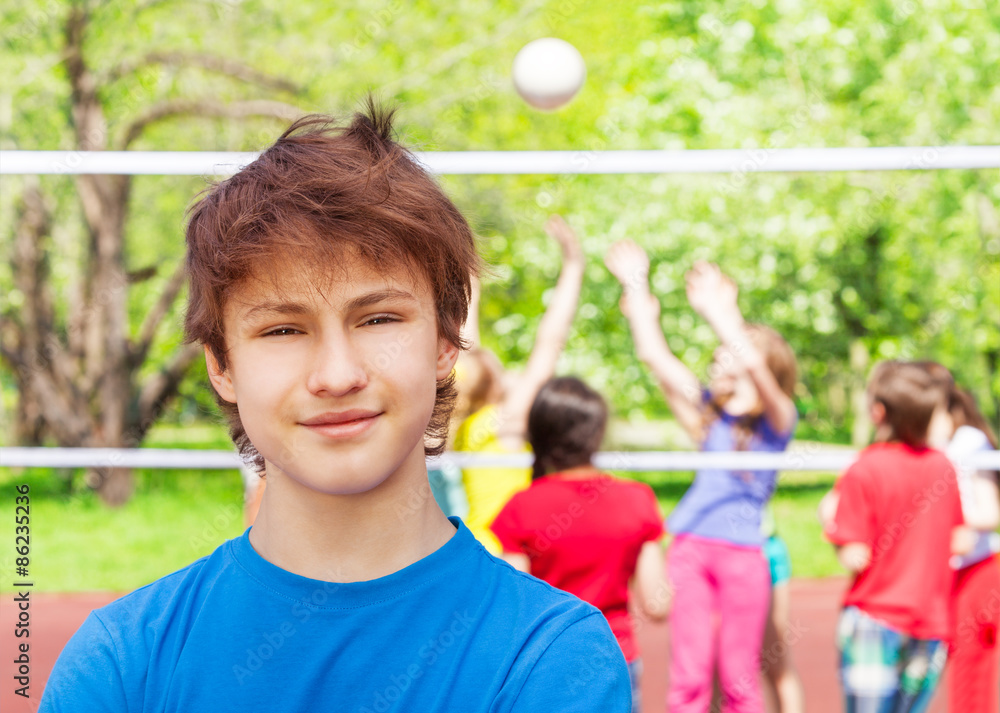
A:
[827,372,847,422]
[13,374,46,446]
[2,5,300,506]
[85,467,135,507]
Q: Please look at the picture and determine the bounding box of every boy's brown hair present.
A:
[867,360,943,448]
[911,360,955,407]
[184,101,480,472]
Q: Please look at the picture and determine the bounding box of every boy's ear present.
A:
[869,400,886,425]
[436,338,461,380]
[204,345,237,403]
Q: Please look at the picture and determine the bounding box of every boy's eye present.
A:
[363,314,399,327]
[263,327,301,337]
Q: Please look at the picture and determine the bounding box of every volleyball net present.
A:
[2,447,999,473]
[2,146,1000,176]
[3,146,998,476]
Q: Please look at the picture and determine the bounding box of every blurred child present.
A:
[823,361,963,713]
[491,376,669,713]
[714,515,804,713]
[454,215,584,553]
[932,381,999,713]
[606,243,798,713]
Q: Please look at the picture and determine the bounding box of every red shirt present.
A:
[825,442,963,640]
[490,471,664,661]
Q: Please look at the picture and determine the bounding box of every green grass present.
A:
[0,424,846,592]
[0,466,245,593]
[0,423,246,593]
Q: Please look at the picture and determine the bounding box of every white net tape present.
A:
[2,146,999,176]
[2,447,998,472]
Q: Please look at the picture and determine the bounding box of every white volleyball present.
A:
[512,38,586,111]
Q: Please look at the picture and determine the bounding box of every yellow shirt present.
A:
[453,405,531,554]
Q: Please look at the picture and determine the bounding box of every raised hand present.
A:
[544,215,583,263]
[685,261,738,322]
[604,240,650,292]
[606,240,705,443]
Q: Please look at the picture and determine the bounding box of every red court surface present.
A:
[0,578,947,712]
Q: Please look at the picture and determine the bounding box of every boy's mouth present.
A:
[299,410,382,439]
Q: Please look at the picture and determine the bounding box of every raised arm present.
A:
[605,240,704,444]
[686,261,797,436]
[496,215,584,441]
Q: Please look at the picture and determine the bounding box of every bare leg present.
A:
[761,583,804,713]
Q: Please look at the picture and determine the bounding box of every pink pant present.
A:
[667,534,771,713]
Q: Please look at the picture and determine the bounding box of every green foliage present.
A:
[1,0,997,445]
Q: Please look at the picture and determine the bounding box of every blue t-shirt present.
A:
[667,404,795,547]
[40,518,629,713]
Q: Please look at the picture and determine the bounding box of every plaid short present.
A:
[836,606,948,713]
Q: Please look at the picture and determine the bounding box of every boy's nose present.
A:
[305,335,369,397]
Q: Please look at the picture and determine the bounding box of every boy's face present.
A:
[206,252,458,497]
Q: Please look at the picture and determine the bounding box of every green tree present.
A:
[1,1,302,503]
[2,0,997,473]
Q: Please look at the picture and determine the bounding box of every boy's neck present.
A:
[247,448,456,583]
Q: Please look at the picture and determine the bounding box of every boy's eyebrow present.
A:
[241,301,311,321]
[240,289,418,320]
[344,289,419,312]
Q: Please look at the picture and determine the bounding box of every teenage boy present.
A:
[823,360,963,712]
[40,105,630,712]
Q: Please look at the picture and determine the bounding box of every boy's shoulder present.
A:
[840,443,957,509]
[93,522,600,629]
[43,521,630,712]
[87,535,237,635]
[851,441,952,471]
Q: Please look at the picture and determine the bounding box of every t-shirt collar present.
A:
[229,516,473,609]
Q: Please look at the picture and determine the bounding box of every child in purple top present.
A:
[666,387,794,546]
[606,243,798,713]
